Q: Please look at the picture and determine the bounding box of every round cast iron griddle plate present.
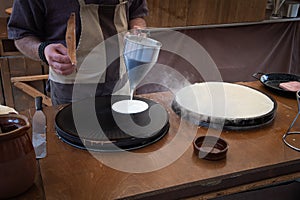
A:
[172,83,277,131]
[258,73,300,97]
[55,95,169,152]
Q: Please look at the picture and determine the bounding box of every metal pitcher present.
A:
[123,34,162,98]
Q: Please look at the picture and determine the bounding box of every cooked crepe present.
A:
[0,105,18,115]
[175,82,274,119]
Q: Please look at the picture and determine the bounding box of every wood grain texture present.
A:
[146,0,189,27]
[0,56,49,110]
[0,57,14,107]
[13,82,52,106]
[27,81,300,199]
[146,0,268,27]
[187,172,300,200]
[11,75,49,83]
[0,17,8,39]
[0,17,20,56]
[9,57,48,111]
[66,13,77,65]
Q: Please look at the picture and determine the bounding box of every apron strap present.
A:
[78,0,125,6]
[78,0,86,6]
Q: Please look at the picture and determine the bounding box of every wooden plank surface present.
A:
[13,82,52,106]
[187,0,268,26]
[0,17,8,39]
[146,0,268,27]
[188,172,300,200]
[0,74,3,104]
[0,56,50,110]
[146,0,189,27]
[0,57,14,107]
[11,75,49,83]
[8,56,48,111]
[0,17,20,56]
[32,81,300,199]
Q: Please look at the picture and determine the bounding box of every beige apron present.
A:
[49,0,129,105]
[49,0,128,85]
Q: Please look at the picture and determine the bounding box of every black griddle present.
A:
[55,95,169,151]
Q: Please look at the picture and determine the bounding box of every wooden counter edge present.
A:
[188,171,300,200]
[119,159,300,200]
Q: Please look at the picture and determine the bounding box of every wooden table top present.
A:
[20,81,300,199]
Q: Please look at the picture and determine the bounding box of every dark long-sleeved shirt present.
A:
[8,0,148,43]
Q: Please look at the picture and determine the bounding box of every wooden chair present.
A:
[10,75,52,106]
[0,56,52,110]
[0,14,52,109]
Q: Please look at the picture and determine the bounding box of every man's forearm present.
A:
[14,36,41,61]
[14,18,146,61]
[129,17,147,29]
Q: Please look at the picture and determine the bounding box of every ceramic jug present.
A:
[0,114,36,199]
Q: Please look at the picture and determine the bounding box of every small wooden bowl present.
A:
[193,136,228,161]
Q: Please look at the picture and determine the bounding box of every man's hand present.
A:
[128,18,148,37]
[44,43,75,75]
[129,18,146,30]
[14,36,76,76]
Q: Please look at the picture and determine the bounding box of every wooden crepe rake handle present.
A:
[66,12,77,66]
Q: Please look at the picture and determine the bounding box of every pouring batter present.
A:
[8,0,148,105]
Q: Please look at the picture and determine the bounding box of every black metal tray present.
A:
[253,72,300,97]
[55,95,169,151]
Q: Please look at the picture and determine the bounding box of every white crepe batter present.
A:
[112,100,149,114]
[175,82,274,119]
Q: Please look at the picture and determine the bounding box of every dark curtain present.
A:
[137,21,300,93]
